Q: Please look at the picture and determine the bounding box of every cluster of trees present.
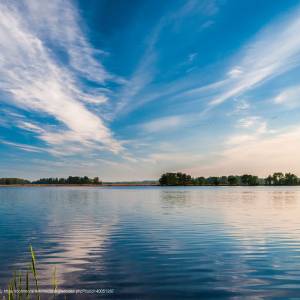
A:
[265,172,299,185]
[159,173,260,186]
[32,176,102,185]
[159,172,300,186]
[0,178,30,185]
[159,173,193,186]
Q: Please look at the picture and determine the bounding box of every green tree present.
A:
[284,173,298,185]
[248,175,259,186]
[228,175,238,185]
[219,176,228,185]
[272,172,284,185]
[93,177,101,184]
[0,178,30,185]
[241,174,259,186]
[206,177,220,185]
[241,174,249,185]
[265,175,272,185]
[194,177,205,185]
[32,176,102,185]
[159,172,193,186]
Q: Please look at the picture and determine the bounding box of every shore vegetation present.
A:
[32,176,102,185]
[159,172,300,186]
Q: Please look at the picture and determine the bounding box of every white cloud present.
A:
[235,99,250,112]
[82,95,109,105]
[113,24,160,117]
[0,140,45,153]
[226,134,257,146]
[149,152,203,163]
[18,121,45,134]
[209,7,300,106]
[0,0,122,155]
[112,0,221,118]
[274,85,300,107]
[237,116,261,129]
[21,0,109,83]
[164,6,300,113]
[141,115,184,133]
[226,99,250,116]
[227,67,243,78]
[228,116,267,146]
[188,52,198,63]
[115,4,300,120]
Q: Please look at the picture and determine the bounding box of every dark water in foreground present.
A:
[1,186,300,299]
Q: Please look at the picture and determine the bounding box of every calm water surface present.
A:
[1,186,300,299]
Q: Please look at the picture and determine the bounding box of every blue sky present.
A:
[1,0,300,180]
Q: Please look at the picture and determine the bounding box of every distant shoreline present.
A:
[0,183,160,187]
[1,184,299,188]
[2,172,298,187]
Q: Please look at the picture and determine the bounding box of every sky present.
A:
[1,0,300,181]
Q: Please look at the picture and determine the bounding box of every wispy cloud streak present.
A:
[0,0,121,154]
[208,7,300,105]
[118,6,300,119]
[113,0,221,118]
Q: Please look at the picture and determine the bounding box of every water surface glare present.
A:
[1,186,300,299]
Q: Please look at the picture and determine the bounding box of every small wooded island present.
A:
[159,172,300,186]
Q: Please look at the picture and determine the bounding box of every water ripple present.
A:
[1,186,300,299]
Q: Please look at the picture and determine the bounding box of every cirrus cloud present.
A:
[0,0,122,155]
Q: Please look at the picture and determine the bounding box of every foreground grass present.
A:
[3,246,58,300]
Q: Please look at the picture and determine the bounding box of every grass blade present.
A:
[29,246,40,300]
[52,266,57,298]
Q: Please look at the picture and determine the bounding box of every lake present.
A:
[1,186,300,299]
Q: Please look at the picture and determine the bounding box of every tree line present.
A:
[0,176,102,185]
[0,178,30,185]
[32,176,102,185]
[159,172,300,186]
